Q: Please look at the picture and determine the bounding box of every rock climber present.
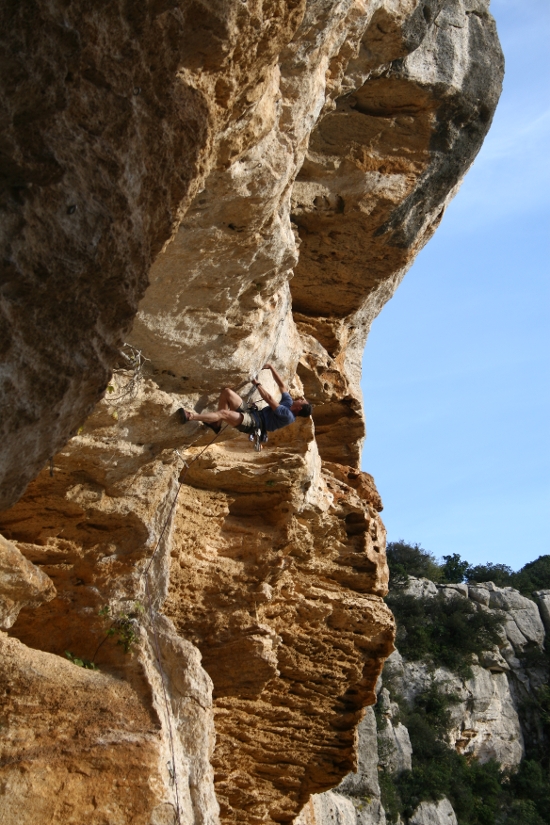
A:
[178,363,312,436]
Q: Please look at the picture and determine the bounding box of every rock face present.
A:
[376,687,413,775]
[304,578,549,825]
[385,652,524,771]
[409,799,457,825]
[0,1,502,823]
[0,374,393,825]
[0,534,56,629]
[0,0,305,511]
[535,590,550,634]
[0,0,502,509]
[0,631,214,825]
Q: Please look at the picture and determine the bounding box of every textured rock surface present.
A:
[0,0,503,510]
[0,0,503,823]
[0,632,165,825]
[295,708,387,825]
[486,583,545,650]
[395,660,524,770]
[409,799,457,825]
[295,790,358,825]
[0,366,393,825]
[376,686,413,775]
[535,590,550,634]
[0,533,56,629]
[165,425,393,823]
[339,707,383,797]
[295,789,386,825]
[308,580,548,825]
[0,629,217,825]
[0,0,306,510]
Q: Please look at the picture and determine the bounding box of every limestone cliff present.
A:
[300,579,549,825]
[0,1,503,824]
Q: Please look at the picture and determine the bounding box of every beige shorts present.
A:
[236,403,259,433]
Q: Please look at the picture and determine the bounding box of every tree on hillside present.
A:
[441,553,470,583]
[386,541,442,586]
[466,562,513,587]
[510,554,550,594]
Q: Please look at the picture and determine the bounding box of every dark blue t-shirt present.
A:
[259,392,295,432]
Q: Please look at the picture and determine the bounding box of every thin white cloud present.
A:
[481,108,550,161]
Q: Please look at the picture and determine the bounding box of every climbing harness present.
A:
[246,403,269,452]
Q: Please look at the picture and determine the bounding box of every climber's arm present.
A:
[252,380,279,411]
[262,363,288,393]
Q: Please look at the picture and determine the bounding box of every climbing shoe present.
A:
[204,421,222,434]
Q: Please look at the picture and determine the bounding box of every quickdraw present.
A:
[247,403,269,452]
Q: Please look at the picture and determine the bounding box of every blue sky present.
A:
[361,0,550,570]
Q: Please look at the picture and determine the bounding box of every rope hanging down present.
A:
[93,374,261,822]
[139,423,228,825]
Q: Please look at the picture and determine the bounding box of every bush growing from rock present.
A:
[386,542,550,596]
[386,591,504,677]
[386,541,442,587]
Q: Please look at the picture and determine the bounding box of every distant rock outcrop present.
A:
[302,578,549,825]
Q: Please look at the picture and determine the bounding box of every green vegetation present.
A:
[441,553,471,584]
[95,602,144,656]
[65,602,144,670]
[466,557,550,596]
[504,555,550,596]
[386,541,443,587]
[379,682,549,825]
[386,541,550,597]
[465,562,515,587]
[379,681,506,824]
[64,650,98,670]
[386,590,504,677]
[380,542,550,824]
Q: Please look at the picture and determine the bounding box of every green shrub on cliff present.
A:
[465,561,514,587]
[508,555,550,595]
[380,682,506,825]
[385,591,504,677]
[386,542,550,596]
[386,541,442,586]
[379,541,550,825]
[379,681,550,825]
[465,555,550,597]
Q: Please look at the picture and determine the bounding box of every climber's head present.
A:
[291,398,313,418]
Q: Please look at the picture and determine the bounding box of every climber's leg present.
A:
[179,387,245,429]
[187,407,244,427]
[217,387,244,412]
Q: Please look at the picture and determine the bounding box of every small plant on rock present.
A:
[64,602,144,670]
[64,651,98,670]
[95,602,145,656]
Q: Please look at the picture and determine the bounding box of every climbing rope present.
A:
[143,423,227,575]
[88,371,260,821]
[139,422,228,825]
